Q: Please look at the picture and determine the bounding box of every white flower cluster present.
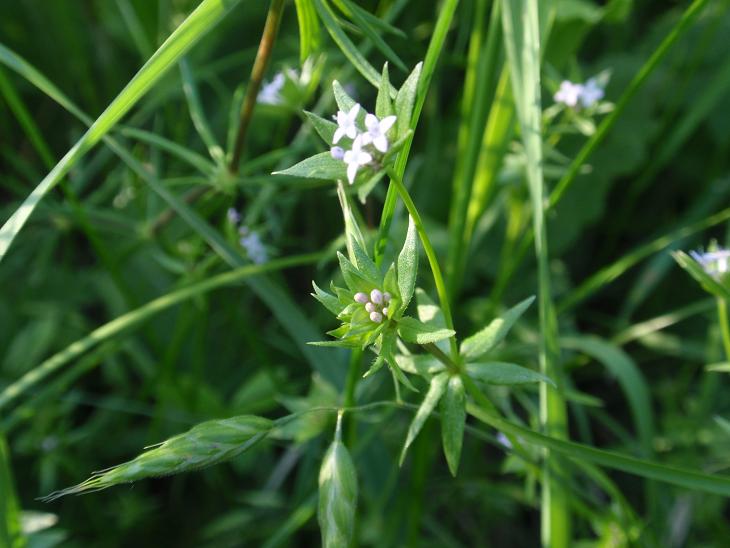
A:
[329,104,397,184]
[227,208,268,264]
[554,78,604,109]
[690,249,730,278]
[354,288,391,324]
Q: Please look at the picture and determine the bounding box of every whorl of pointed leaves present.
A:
[318,413,358,548]
[42,415,273,501]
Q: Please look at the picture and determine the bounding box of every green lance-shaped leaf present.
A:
[312,281,343,316]
[273,151,347,181]
[332,80,358,113]
[460,296,535,360]
[400,372,449,465]
[394,62,422,138]
[398,316,455,345]
[305,110,338,144]
[440,374,466,476]
[42,415,273,500]
[318,413,358,548]
[466,362,555,386]
[672,251,730,301]
[397,215,418,312]
[376,63,394,119]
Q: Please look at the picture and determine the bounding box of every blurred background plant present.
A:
[2,0,730,546]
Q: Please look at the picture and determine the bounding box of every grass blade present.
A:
[0,0,243,264]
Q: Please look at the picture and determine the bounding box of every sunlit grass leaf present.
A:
[273,151,346,181]
[318,415,358,548]
[397,216,418,311]
[397,316,455,345]
[460,296,535,360]
[706,362,730,373]
[562,335,654,456]
[394,62,422,138]
[0,0,243,265]
[468,404,730,497]
[466,362,554,386]
[440,374,466,476]
[0,435,24,547]
[294,0,321,62]
[331,0,407,72]
[313,0,390,91]
[716,416,730,436]
[400,372,448,465]
[43,415,274,501]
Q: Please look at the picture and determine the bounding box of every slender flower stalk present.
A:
[386,167,459,359]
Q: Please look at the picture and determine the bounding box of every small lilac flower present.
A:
[496,432,513,449]
[362,114,397,153]
[580,78,604,108]
[343,135,372,184]
[354,292,369,304]
[369,311,383,323]
[258,73,285,105]
[690,249,730,278]
[554,80,584,108]
[239,227,267,264]
[227,207,241,224]
[333,104,361,144]
[330,146,345,160]
[365,302,377,313]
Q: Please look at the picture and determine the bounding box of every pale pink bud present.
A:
[369,311,383,323]
[354,292,369,304]
[370,289,383,304]
[365,302,376,313]
[383,292,391,303]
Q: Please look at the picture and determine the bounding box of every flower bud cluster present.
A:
[353,289,391,324]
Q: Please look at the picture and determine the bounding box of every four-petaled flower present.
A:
[333,104,360,144]
[343,135,372,184]
[362,114,397,153]
[554,80,584,108]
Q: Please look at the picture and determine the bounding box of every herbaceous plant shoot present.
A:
[2,0,730,546]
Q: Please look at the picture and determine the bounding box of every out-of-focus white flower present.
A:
[239,226,267,264]
[258,73,285,105]
[343,134,372,184]
[554,80,584,108]
[333,104,361,144]
[227,207,241,224]
[580,78,604,108]
[362,114,397,153]
[690,249,730,278]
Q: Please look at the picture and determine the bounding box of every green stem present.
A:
[387,167,458,358]
[343,348,362,448]
[422,343,458,372]
[717,298,730,361]
[374,0,460,265]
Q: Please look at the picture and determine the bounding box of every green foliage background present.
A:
[1,0,730,546]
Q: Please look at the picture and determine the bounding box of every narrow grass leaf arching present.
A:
[0,0,243,264]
